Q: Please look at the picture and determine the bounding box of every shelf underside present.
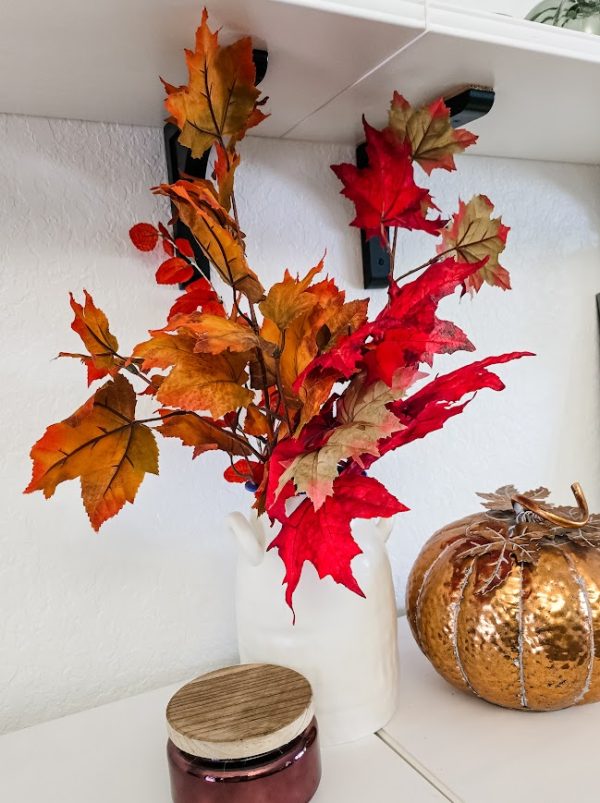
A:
[2,0,600,163]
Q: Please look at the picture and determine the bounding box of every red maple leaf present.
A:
[268,468,407,612]
[167,278,225,321]
[364,321,474,385]
[295,257,481,400]
[331,120,445,244]
[368,352,534,462]
[364,257,482,382]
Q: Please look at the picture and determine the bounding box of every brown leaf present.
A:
[275,377,405,509]
[438,195,511,293]
[387,92,478,174]
[477,485,550,511]
[158,411,252,457]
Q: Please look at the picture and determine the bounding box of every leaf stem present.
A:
[275,331,293,433]
[390,228,398,277]
[395,246,457,283]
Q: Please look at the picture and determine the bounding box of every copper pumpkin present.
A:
[406,483,600,711]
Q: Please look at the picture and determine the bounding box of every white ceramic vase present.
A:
[228,511,400,746]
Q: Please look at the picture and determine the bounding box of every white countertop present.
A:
[4,617,597,802]
[0,647,441,802]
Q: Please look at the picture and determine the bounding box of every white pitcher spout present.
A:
[228,511,265,566]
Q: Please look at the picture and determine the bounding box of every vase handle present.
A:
[227,512,265,565]
[512,482,590,529]
[376,517,394,543]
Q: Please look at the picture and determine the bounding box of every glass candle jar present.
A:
[166,664,321,803]
[167,717,320,803]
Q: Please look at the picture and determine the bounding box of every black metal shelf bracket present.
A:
[360,86,496,289]
[163,48,268,284]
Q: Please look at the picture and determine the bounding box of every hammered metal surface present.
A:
[407,510,600,711]
[413,541,471,694]
[562,545,600,704]
[405,515,477,641]
[521,549,591,710]
[456,565,522,709]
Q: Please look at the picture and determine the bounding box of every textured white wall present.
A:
[1,112,599,733]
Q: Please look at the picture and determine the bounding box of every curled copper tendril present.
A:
[512,482,590,530]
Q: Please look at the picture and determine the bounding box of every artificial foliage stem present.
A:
[245,294,276,445]
[390,227,399,277]
[395,245,458,282]
[275,330,293,433]
[226,161,276,442]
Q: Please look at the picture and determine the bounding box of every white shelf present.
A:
[2,0,600,163]
[383,619,600,802]
[289,3,600,164]
[3,619,596,800]
[0,678,444,802]
[0,0,424,137]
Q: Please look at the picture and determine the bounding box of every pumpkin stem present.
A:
[511,482,590,529]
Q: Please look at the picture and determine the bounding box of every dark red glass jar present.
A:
[167,717,321,803]
[166,664,321,803]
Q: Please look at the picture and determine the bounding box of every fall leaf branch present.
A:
[248,301,276,445]
[227,453,255,482]
[275,331,293,433]
[26,10,526,615]
[395,245,457,282]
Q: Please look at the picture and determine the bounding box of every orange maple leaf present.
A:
[154,180,264,302]
[133,332,253,418]
[163,8,267,158]
[262,276,368,425]
[244,403,271,437]
[59,291,123,385]
[161,312,270,355]
[259,259,324,331]
[158,411,253,458]
[213,143,240,212]
[25,375,158,530]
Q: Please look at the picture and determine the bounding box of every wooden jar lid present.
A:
[166,664,314,760]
